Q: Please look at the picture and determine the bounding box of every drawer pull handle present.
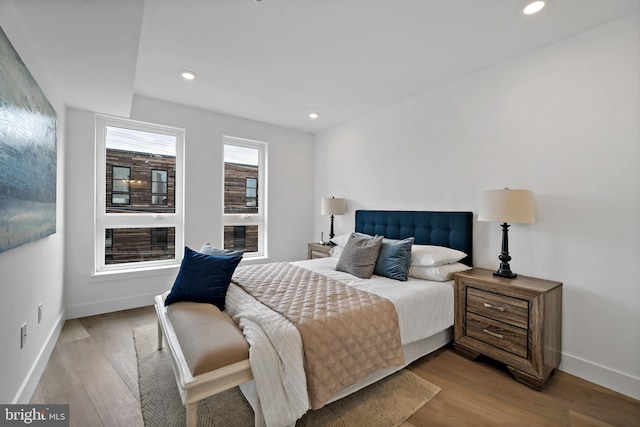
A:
[483,329,504,339]
[483,302,505,312]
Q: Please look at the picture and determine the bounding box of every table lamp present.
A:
[320,197,346,242]
[478,188,535,278]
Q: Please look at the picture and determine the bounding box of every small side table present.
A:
[454,268,562,390]
[307,242,332,259]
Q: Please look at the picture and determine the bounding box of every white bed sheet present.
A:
[291,257,454,344]
[225,257,454,427]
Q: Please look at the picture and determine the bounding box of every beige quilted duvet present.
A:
[232,262,404,409]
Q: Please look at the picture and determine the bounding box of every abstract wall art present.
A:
[0,26,57,254]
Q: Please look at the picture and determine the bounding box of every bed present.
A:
[223,209,473,426]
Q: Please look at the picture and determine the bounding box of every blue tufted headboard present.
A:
[354,210,474,267]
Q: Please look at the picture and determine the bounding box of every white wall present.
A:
[64,95,315,318]
[314,13,640,399]
[0,3,67,403]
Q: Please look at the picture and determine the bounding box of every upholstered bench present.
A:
[154,292,254,427]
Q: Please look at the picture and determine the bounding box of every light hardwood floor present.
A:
[31,306,640,426]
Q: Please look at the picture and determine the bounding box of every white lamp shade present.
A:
[478,189,535,224]
[321,197,346,216]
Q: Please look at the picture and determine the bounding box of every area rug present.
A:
[135,324,440,426]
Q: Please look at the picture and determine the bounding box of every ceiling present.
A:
[11,0,640,133]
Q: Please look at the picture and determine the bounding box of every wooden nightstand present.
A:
[307,242,333,259]
[454,268,562,390]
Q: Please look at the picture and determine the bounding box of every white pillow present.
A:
[408,262,471,282]
[329,245,343,258]
[330,233,351,248]
[410,245,467,267]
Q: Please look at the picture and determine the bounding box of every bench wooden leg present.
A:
[157,319,163,350]
[185,402,198,427]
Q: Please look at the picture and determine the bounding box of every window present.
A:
[150,227,171,260]
[95,115,183,273]
[151,170,168,205]
[223,136,266,257]
[104,227,175,264]
[151,227,169,249]
[105,229,113,262]
[246,177,257,208]
[112,166,130,204]
[233,226,246,249]
[223,225,259,252]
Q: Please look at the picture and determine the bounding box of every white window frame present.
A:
[94,115,184,274]
[222,136,268,259]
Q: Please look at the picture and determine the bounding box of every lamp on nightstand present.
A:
[478,188,535,279]
[321,196,346,242]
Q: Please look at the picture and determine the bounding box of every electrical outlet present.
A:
[20,323,27,349]
[38,303,43,324]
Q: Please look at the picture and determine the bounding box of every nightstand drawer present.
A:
[466,312,528,358]
[310,250,330,259]
[467,287,528,329]
[307,242,333,259]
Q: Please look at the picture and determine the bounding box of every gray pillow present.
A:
[336,233,383,279]
[200,243,244,258]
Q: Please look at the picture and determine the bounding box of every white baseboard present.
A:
[65,293,158,319]
[13,309,66,404]
[560,351,640,400]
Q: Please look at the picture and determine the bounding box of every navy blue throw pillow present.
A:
[165,246,242,310]
[374,237,415,281]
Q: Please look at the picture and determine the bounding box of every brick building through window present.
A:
[105,148,176,264]
[223,162,259,252]
[104,151,259,261]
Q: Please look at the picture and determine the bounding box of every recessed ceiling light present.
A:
[181,70,196,80]
[523,1,545,15]
[309,112,319,119]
